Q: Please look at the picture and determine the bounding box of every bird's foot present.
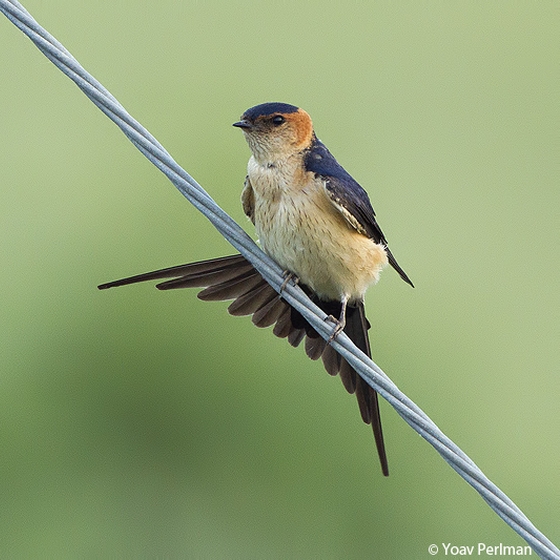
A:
[325,296,349,343]
[280,270,299,293]
[325,314,346,343]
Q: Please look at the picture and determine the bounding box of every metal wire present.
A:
[1,1,558,558]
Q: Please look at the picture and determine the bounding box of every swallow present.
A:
[98,102,413,476]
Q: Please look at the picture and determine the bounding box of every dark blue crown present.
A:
[242,102,299,121]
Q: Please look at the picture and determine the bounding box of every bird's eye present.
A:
[272,115,285,126]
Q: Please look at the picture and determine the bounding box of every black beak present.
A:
[232,119,252,129]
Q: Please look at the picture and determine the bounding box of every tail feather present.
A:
[317,300,389,477]
[98,254,389,475]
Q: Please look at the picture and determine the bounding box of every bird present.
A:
[98,102,413,476]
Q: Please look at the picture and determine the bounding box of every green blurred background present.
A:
[1,1,558,558]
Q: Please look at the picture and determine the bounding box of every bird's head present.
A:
[233,102,314,164]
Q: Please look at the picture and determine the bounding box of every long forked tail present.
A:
[99,254,389,475]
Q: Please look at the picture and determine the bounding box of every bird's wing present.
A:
[305,139,413,287]
[304,139,385,242]
[241,175,255,224]
[99,254,389,475]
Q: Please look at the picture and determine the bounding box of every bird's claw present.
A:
[325,314,345,343]
[280,271,299,293]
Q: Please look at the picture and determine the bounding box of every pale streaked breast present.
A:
[247,158,388,301]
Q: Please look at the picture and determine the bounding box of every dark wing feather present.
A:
[241,175,255,224]
[97,254,252,289]
[98,254,389,475]
[305,139,413,287]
